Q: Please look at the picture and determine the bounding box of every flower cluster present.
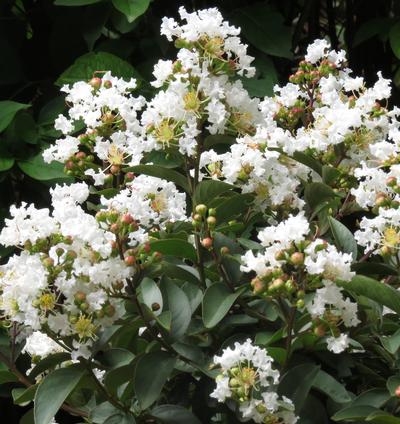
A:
[0,177,185,360]
[211,339,297,424]
[43,72,146,185]
[241,214,358,353]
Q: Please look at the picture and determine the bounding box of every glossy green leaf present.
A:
[232,4,292,58]
[0,101,29,132]
[312,370,351,403]
[366,412,400,423]
[202,283,245,328]
[338,275,400,314]
[390,22,400,59]
[56,52,139,86]
[0,369,18,384]
[29,353,71,380]
[18,153,70,181]
[103,413,136,424]
[305,182,338,210]
[134,351,176,410]
[151,404,201,423]
[194,180,234,204]
[381,329,400,354]
[34,365,85,424]
[387,375,400,396]
[0,157,14,172]
[111,0,150,23]
[351,388,391,408]
[328,216,358,261]
[141,277,163,315]
[12,385,37,406]
[279,363,320,413]
[161,278,192,340]
[332,405,379,421]
[127,165,189,192]
[149,239,197,262]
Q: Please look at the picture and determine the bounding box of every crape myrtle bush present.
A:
[4,2,400,424]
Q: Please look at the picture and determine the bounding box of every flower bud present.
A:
[74,291,86,303]
[290,252,304,265]
[220,246,230,256]
[386,176,397,187]
[395,386,400,398]
[124,255,136,266]
[201,237,213,249]
[121,213,134,225]
[296,299,305,308]
[195,204,207,216]
[89,77,102,89]
[103,80,112,89]
[207,216,217,229]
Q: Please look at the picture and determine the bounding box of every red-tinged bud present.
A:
[65,160,75,170]
[110,165,120,175]
[125,172,135,181]
[395,386,400,398]
[386,176,397,187]
[75,151,86,160]
[89,77,102,89]
[110,223,120,234]
[43,257,54,268]
[144,243,151,253]
[124,255,136,266]
[201,237,213,249]
[74,291,86,303]
[121,213,134,225]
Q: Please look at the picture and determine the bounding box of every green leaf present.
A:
[161,278,192,340]
[390,22,400,59]
[141,277,163,315]
[312,370,351,403]
[322,165,341,185]
[151,404,201,424]
[194,180,234,204]
[387,375,400,395]
[54,0,103,5]
[0,158,14,172]
[149,239,197,263]
[328,216,358,261]
[304,182,338,210]
[215,193,254,223]
[351,388,391,408]
[111,0,150,23]
[381,329,400,354]
[56,52,139,86]
[353,18,393,46]
[0,369,18,384]
[366,412,400,423]
[127,165,189,192]
[12,385,37,406]
[29,353,71,380]
[34,365,85,424]
[279,363,320,413]
[331,405,379,421]
[232,4,292,58]
[351,262,398,276]
[134,351,176,410]
[292,152,322,175]
[338,275,400,315]
[103,413,136,424]
[18,153,70,181]
[202,283,245,328]
[0,101,29,133]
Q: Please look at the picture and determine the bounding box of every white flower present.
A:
[327,334,350,354]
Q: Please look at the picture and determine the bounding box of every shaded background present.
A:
[1,0,400,421]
